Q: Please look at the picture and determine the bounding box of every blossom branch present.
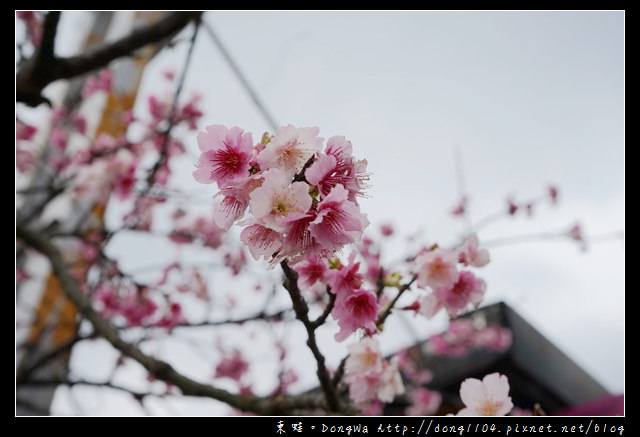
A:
[280,260,351,414]
[16,12,202,107]
[143,18,200,191]
[310,289,336,330]
[16,222,329,415]
[16,334,84,385]
[17,376,164,402]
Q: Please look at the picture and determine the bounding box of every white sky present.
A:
[21,10,624,415]
[179,9,625,389]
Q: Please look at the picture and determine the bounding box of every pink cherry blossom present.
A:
[148,94,170,123]
[507,196,519,215]
[156,302,186,330]
[376,356,405,403]
[224,248,247,276]
[324,252,364,295]
[50,126,67,153]
[191,216,225,249]
[274,368,299,395]
[256,125,323,179]
[406,387,442,416]
[194,125,254,187]
[426,318,475,356]
[212,175,263,230]
[280,213,318,260]
[109,150,139,201]
[176,93,204,130]
[304,152,338,193]
[346,363,403,405]
[82,68,113,98]
[346,371,382,404]
[426,319,511,356]
[343,337,404,404]
[16,118,37,141]
[16,268,31,285]
[192,125,371,263]
[240,223,283,261]
[214,349,249,382]
[306,135,369,201]
[94,283,159,327]
[458,233,490,268]
[214,193,249,230]
[548,184,559,205]
[379,222,394,237]
[122,196,157,231]
[93,132,120,154]
[325,134,353,158]
[16,148,36,173]
[415,247,459,290]
[344,336,383,375]
[451,195,468,216]
[395,348,434,385]
[568,222,587,251]
[309,184,369,252]
[72,113,87,135]
[176,268,209,301]
[73,160,111,203]
[332,288,379,341]
[457,373,513,416]
[292,256,329,290]
[471,325,513,352]
[248,168,312,232]
[433,270,486,317]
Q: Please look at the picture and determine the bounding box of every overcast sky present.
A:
[36,10,624,414]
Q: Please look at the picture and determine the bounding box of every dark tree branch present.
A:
[37,11,60,63]
[310,288,335,330]
[18,376,155,399]
[16,222,328,415]
[280,260,355,414]
[16,11,203,107]
[16,334,83,385]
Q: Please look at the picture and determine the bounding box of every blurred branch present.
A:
[16,334,84,385]
[16,222,332,415]
[202,19,279,131]
[16,11,202,107]
[143,17,200,191]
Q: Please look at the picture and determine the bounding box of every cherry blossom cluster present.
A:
[193,124,370,265]
[293,253,379,341]
[343,337,405,405]
[168,207,225,250]
[426,318,512,357]
[414,233,490,319]
[14,70,205,221]
[93,281,185,329]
